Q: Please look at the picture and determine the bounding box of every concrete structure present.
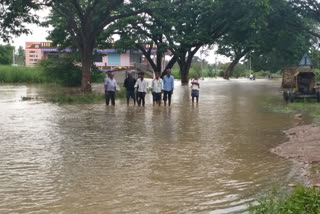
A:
[25,42,166,75]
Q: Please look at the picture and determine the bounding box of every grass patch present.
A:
[249,186,320,214]
[46,92,105,104]
[260,96,320,123]
[45,87,126,104]
[0,65,49,83]
[0,64,105,85]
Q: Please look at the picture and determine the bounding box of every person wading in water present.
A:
[123,72,136,106]
[104,72,117,106]
[152,72,163,106]
[134,72,148,107]
[163,69,174,106]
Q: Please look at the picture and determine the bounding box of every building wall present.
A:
[94,56,108,67]
[25,42,161,69]
[120,52,131,66]
[25,43,43,66]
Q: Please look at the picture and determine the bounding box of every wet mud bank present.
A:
[272,124,320,187]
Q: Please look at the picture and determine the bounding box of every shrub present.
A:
[250,186,320,214]
[39,57,82,87]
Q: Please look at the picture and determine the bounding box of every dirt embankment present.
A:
[272,123,320,187]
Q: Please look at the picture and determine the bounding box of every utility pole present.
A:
[201,47,204,80]
[249,52,252,72]
[13,47,15,65]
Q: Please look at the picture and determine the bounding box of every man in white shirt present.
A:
[152,72,163,106]
[134,72,148,107]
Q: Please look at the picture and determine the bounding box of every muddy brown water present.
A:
[0,79,308,214]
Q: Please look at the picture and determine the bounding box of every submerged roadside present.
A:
[272,123,320,187]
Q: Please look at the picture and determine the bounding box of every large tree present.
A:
[45,0,145,92]
[218,0,313,79]
[106,1,177,76]
[110,0,232,85]
[250,1,313,73]
[0,0,40,42]
[216,0,271,79]
[289,0,320,38]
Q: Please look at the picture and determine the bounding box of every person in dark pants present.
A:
[123,72,136,106]
[191,74,200,104]
[104,72,117,106]
[152,72,163,106]
[134,72,148,107]
[163,69,174,106]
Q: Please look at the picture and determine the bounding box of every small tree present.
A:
[0,44,13,64]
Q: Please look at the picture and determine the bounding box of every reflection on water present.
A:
[0,80,306,213]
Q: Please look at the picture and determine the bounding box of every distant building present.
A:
[25,42,166,74]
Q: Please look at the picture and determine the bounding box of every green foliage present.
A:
[0,45,14,64]
[0,0,40,41]
[254,70,271,78]
[91,66,105,83]
[313,69,320,83]
[47,92,105,104]
[39,57,82,87]
[311,49,320,70]
[0,65,48,83]
[261,96,320,124]
[46,88,126,104]
[250,186,320,214]
[251,0,313,73]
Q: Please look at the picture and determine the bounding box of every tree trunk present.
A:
[80,51,92,92]
[176,46,200,85]
[224,59,239,80]
[224,50,250,80]
[179,61,191,85]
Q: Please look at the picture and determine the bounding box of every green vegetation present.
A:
[27,88,126,105]
[0,45,14,64]
[261,96,320,124]
[46,92,105,104]
[250,186,320,214]
[0,65,48,83]
[0,60,105,86]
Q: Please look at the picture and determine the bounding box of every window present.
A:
[93,54,103,62]
[29,51,35,53]
[108,53,121,66]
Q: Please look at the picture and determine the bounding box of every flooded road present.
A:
[0,79,306,213]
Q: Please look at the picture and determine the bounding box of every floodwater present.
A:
[0,79,307,214]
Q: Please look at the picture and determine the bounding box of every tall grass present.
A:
[0,65,49,83]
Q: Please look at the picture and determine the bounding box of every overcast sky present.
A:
[8,9,229,64]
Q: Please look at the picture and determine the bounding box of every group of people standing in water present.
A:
[104,69,200,107]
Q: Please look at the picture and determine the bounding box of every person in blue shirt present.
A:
[163,69,174,106]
